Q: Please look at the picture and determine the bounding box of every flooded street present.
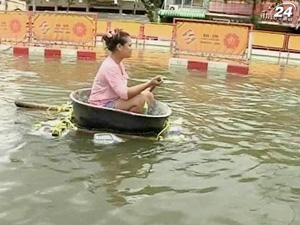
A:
[1,47,300,225]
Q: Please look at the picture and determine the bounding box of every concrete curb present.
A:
[169,58,249,76]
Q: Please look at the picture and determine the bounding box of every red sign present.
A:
[257,0,299,27]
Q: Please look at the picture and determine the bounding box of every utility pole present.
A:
[4,0,8,12]
[32,0,36,12]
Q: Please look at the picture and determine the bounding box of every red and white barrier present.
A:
[169,58,249,76]
[6,46,97,60]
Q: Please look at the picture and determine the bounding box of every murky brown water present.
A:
[1,47,300,225]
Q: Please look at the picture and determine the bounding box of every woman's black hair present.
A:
[102,29,130,52]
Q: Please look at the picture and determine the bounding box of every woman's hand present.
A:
[150,76,163,87]
[148,76,163,92]
[129,76,164,98]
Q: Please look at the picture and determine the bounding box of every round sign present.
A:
[223,33,240,49]
[73,23,87,37]
[10,19,21,33]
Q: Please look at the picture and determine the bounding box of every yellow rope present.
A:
[33,102,77,137]
[50,103,76,136]
[143,102,149,114]
[51,116,76,137]
[156,119,170,141]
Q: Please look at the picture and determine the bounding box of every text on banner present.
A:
[175,21,250,56]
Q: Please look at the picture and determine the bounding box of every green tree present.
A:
[140,0,163,22]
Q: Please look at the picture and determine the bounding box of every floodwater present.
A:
[1,46,300,225]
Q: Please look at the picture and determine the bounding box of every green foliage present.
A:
[140,0,163,22]
[250,15,262,28]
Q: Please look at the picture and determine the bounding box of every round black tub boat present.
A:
[70,88,172,135]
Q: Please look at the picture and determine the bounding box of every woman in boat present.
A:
[88,29,163,114]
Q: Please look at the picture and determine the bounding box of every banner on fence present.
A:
[31,12,97,47]
[0,12,29,43]
[144,23,174,40]
[110,21,141,38]
[175,20,251,57]
[97,20,108,35]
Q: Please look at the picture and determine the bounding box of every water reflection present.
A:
[68,131,162,206]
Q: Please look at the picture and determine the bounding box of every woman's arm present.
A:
[127,81,152,99]
[127,76,163,99]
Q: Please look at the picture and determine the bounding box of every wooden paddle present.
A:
[14,100,68,111]
[15,100,53,110]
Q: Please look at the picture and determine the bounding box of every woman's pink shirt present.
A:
[88,56,128,106]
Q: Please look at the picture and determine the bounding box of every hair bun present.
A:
[102,29,130,52]
[106,30,114,39]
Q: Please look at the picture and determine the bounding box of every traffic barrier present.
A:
[9,46,97,60]
[13,46,29,56]
[169,57,249,75]
[45,49,61,58]
[170,19,251,76]
[77,50,97,60]
[93,18,300,58]
[227,64,249,75]
[0,12,299,65]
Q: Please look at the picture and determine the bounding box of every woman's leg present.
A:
[114,90,154,113]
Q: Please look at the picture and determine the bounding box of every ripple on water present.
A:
[1,50,300,224]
